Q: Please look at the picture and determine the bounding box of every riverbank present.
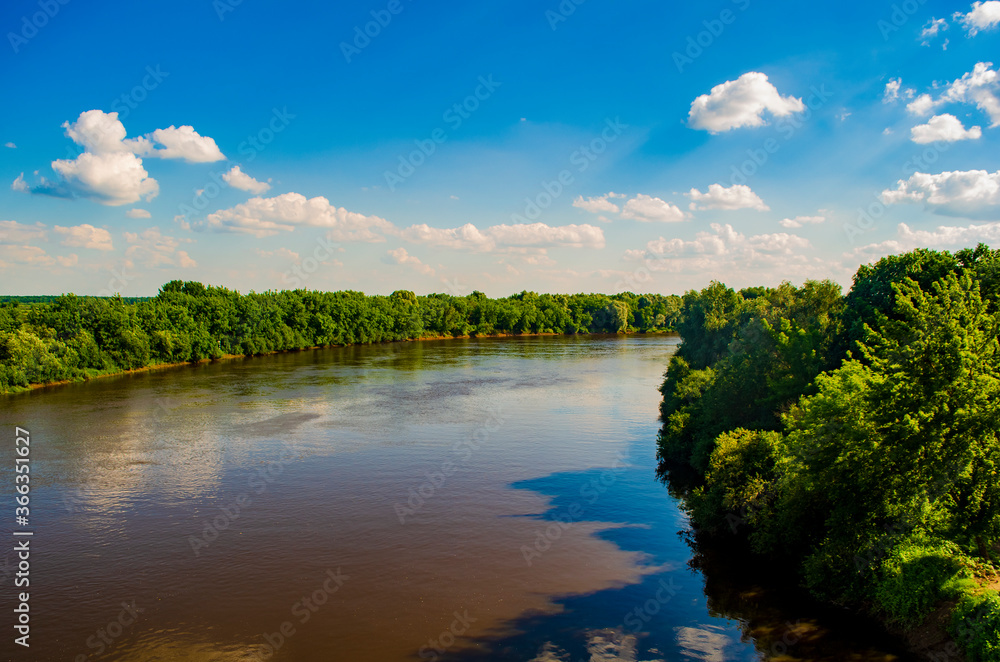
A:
[655,250,1000,662]
[0,284,683,394]
[8,329,677,395]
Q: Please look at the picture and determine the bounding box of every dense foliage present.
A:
[0,283,681,392]
[657,244,1000,659]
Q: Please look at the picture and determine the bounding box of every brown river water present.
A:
[1,335,918,661]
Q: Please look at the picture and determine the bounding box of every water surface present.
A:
[1,336,916,661]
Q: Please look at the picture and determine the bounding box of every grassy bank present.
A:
[0,283,682,394]
[657,244,1000,661]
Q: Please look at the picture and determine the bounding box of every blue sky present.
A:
[2,0,999,296]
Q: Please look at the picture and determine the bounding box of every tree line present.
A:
[0,284,682,392]
[657,243,1000,661]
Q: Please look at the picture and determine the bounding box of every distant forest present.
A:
[0,285,681,392]
[657,243,1000,661]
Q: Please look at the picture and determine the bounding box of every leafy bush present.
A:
[952,591,1000,662]
[874,536,975,626]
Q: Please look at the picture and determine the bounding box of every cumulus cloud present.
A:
[126,208,151,219]
[623,224,813,284]
[142,125,225,163]
[123,227,196,269]
[910,113,982,143]
[398,222,605,252]
[880,169,1000,218]
[202,192,394,240]
[0,245,76,269]
[223,165,271,194]
[688,72,805,133]
[686,183,769,211]
[62,109,152,155]
[572,192,625,214]
[14,110,225,207]
[780,215,826,228]
[906,94,936,116]
[384,247,435,275]
[904,62,1000,126]
[5,142,16,149]
[955,1,1000,35]
[0,220,47,244]
[52,151,159,206]
[399,223,493,251]
[621,194,687,223]
[54,224,114,251]
[852,221,1000,257]
[644,224,809,257]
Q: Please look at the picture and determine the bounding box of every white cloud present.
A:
[488,223,605,249]
[910,113,982,143]
[852,221,1000,257]
[0,220,47,244]
[53,224,114,251]
[62,109,151,155]
[126,208,152,219]
[385,247,434,275]
[883,78,915,104]
[573,192,624,215]
[51,151,159,206]
[906,93,936,116]
[399,222,605,252]
[881,169,1000,218]
[222,165,271,194]
[686,183,769,211]
[688,72,805,133]
[746,232,812,253]
[780,215,825,228]
[955,1,1000,35]
[905,62,1000,126]
[123,227,196,269]
[16,110,225,206]
[4,142,15,149]
[399,223,493,251]
[920,17,949,44]
[0,245,76,269]
[0,245,52,266]
[626,223,812,281]
[203,192,394,240]
[256,247,300,262]
[142,125,225,163]
[621,194,687,223]
[16,111,158,206]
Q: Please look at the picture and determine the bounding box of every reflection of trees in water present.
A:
[685,520,918,661]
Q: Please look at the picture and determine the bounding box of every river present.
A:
[1,335,917,661]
